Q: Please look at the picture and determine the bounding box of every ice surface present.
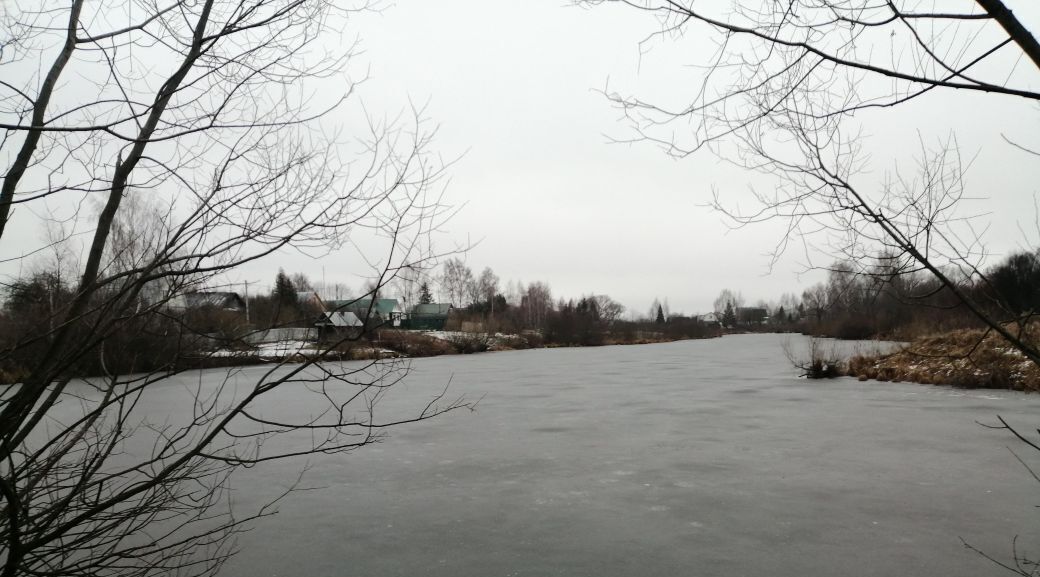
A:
[153,334,1040,577]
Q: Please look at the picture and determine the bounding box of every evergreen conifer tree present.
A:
[274,269,297,307]
[722,301,737,328]
[418,281,433,305]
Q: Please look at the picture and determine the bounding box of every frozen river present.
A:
[215,334,1039,577]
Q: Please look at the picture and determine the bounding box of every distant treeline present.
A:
[718,249,1040,340]
[0,260,718,382]
[6,249,1034,382]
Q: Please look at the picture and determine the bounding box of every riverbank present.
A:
[168,329,720,373]
[842,325,1040,392]
[0,329,721,384]
[269,329,716,360]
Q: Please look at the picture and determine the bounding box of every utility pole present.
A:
[243,280,254,324]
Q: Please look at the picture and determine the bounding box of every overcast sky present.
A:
[255,0,1034,316]
[4,1,1039,316]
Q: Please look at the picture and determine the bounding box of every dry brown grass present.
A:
[375,330,455,356]
[844,324,1040,391]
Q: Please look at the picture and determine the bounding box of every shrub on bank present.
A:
[377,330,454,356]
[784,337,842,379]
[446,332,492,354]
[844,325,1040,391]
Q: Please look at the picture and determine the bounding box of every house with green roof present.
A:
[405,303,453,330]
[324,298,404,328]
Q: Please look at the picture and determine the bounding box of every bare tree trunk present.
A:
[0,0,216,460]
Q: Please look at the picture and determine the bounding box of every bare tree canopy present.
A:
[0,2,464,576]
[438,257,473,308]
[476,266,500,313]
[713,289,743,315]
[583,0,1039,143]
[592,294,625,325]
[583,0,1040,364]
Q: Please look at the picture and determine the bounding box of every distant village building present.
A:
[698,312,721,325]
[168,291,246,312]
[736,307,769,326]
[406,303,452,330]
[324,298,404,328]
[163,291,248,338]
[320,311,363,327]
[295,290,325,310]
[315,310,363,340]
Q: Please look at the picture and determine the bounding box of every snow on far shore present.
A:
[209,339,314,358]
[210,340,395,360]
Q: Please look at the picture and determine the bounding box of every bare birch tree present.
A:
[0,2,465,576]
[476,266,500,315]
[438,257,473,308]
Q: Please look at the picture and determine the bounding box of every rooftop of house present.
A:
[411,303,452,316]
[175,291,246,310]
[324,298,401,317]
[317,311,363,327]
